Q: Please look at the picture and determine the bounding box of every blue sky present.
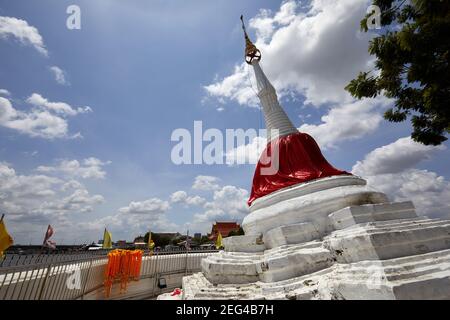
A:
[1,0,449,245]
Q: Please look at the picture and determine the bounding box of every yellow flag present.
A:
[215,232,223,250]
[0,219,13,258]
[147,231,155,250]
[103,228,112,249]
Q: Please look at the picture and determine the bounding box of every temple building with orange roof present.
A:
[208,222,240,241]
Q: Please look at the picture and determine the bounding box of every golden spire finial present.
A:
[240,15,261,64]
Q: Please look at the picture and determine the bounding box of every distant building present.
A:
[208,222,240,241]
[98,239,104,245]
[134,236,146,248]
[87,243,102,251]
[115,240,127,248]
[134,242,146,248]
[194,233,202,239]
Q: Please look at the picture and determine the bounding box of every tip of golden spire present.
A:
[240,15,261,65]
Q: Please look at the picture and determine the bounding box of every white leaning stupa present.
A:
[180,17,450,300]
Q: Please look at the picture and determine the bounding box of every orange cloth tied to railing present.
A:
[104,249,143,298]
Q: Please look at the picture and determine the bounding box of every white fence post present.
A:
[37,264,52,300]
[81,259,93,300]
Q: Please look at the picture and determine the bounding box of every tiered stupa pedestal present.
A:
[182,175,450,299]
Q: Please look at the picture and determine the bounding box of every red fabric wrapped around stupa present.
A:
[248,132,350,206]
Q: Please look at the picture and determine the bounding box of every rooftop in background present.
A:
[208,222,240,241]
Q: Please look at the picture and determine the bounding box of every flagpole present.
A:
[41,224,52,253]
[0,214,6,260]
[41,225,48,253]
[184,229,189,275]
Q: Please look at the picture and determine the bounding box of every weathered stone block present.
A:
[329,201,417,230]
[325,218,450,263]
[263,222,321,249]
[223,234,265,252]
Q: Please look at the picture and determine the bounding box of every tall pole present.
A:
[41,225,48,254]
[81,259,93,300]
[0,214,5,261]
[184,230,189,275]
[151,251,160,297]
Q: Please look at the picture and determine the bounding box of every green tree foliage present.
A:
[143,232,171,247]
[199,235,212,244]
[346,0,450,145]
[228,227,245,237]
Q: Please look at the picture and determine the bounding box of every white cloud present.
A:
[189,185,249,233]
[0,162,61,203]
[353,137,445,176]
[170,190,206,206]
[0,96,18,121]
[0,94,91,139]
[192,175,221,191]
[119,198,170,215]
[80,197,177,239]
[0,89,11,97]
[22,150,38,157]
[99,171,242,237]
[186,195,207,206]
[225,135,267,165]
[204,0,374,107]
[204,64,258,108]
[223,97,390,163]
[299,97,391,149]
[204,185,249,218]
[0,16,47,55]
[361,169,450,219]
[36,157,110,179]
[170,190,188,203]
[2,157,108,244]
[26,93,91,116]
[105,176,249,236]
[352,137,450,218]
[48,66,69,86]
[0,95,68,138]
[62,189,104,206]
[77,210,180,240]
[0,162,104,223]
[39,188,104,214]
[61,179,84,192]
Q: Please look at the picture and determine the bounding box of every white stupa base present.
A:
[178,176,450,300]
[183,248,450,300]
[242,175,388,237]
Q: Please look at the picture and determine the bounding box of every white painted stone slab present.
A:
[325,217,450,263]
[249,175,367,212]
[183,248,450,300]
[223,234,265,252]
[243,182,388,236]
[329,201,417,230]
[263,222,321,249]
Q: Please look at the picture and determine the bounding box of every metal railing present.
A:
[0,248,218,300]
[0,251,109,268]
